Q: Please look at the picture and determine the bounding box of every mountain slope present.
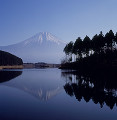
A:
[0,32,65,63]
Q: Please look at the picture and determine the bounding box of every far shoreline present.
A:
[0,65,23,70]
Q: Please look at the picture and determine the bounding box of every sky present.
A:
[0,0,117,46]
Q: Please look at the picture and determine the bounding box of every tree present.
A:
[82,35,91,57]
[92,32,105,54]
[105,30,114,51]
[98,31,105,52]
[63,41,73,62]
[73,37,83,61]
[63,29,117,64]
[114,32,117,46]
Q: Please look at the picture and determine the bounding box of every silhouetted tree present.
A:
[92,34,99,54]
[114,32,117,45]
[82,35,91,57]
[105,30,114,51]
[98,31,105,52]
[73,37,83,61]
[63,29,117,64]
[63,41,73,62]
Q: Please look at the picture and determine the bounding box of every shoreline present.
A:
[0,65,23,69]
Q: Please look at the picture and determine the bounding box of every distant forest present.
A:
[0,50,23,66]
[63,30,117,62]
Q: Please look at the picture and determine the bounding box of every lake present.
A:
[0,68,117,120]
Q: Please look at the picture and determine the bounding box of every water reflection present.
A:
[1,69,63,101]
[62,70,117,109]
[19,86,63,101]
[0,69,116,120]
[0,70,22,83]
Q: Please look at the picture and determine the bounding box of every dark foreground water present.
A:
[0,68,117,120]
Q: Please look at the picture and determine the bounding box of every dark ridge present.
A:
[0,50,23,66]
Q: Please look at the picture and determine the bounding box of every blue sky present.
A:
[0,0,117,45]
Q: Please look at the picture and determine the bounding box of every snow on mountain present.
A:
[22,32,64,46]
[0,32,66,63]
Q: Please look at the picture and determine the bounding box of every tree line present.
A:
[0,50,23,66]
[63,30,117,62]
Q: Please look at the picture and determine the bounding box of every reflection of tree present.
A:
[0,70,22,83]
[62,70,117,110]
[64,83,74,96]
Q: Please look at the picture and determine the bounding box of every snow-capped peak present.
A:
[23,32,64,45]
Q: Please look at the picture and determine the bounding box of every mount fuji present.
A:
[0,32,66,63]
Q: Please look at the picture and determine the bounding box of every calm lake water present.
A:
[0,68,117,120]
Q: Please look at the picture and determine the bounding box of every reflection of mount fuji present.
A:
[23,86,63,101]
[1,70,63,101]
[3,82,63,101]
